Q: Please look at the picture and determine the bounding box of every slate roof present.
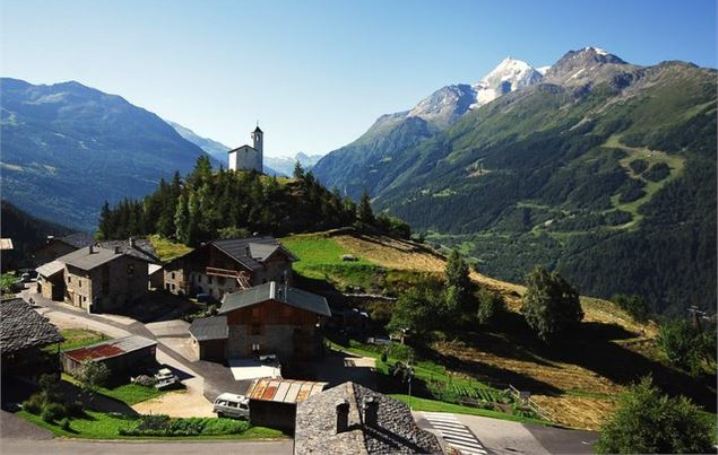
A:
[189,316,228,341]
[56,233,95,249]
[210,237,295,271]
[63,335,156,363]
[294,382,443,455]
[219,282,331,317]
[0,298,63,354]
[57,246,124,271]
[227,144,257,154]
[36,260,65,277]
[97,239,159,263]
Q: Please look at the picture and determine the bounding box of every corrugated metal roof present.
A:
[247,378,326,404]
[189,316,228,341]
[36,260,64,277]
[219,282,331,317]
[64,335,156,363]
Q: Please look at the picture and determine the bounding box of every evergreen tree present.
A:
[357,191,375,225]
[97,201,112,240]
[444,249,476,318]
[293,161,305,180]
[174,192,189,243]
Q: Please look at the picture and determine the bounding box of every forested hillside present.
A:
[98,156,409,245]
[0,201,73,270]
[313,48,717,315]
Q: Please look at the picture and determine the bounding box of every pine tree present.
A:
[174,192,189,243]
[357,191,375,225]
[444,249,476,318]
[97,201,112,240]
[293,161,305,180]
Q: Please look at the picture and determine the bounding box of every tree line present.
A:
[97,156,410,245]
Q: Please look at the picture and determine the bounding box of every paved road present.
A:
[0,437,293,455]
[416,412,598,455]
[420,412,488,454]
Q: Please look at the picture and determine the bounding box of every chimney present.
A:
[114,246,121,254]
[363,397,378,427]
[129,237,135,248]
[88,245,95,254]
[336,399,349,434]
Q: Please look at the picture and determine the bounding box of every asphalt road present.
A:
[0,438,293,455]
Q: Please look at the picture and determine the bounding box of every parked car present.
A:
[153,368,179,389]
[213,393,250,419]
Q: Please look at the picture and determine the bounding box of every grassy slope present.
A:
[281,231,711,430]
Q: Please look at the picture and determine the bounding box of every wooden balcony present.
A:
[205,266,239,279]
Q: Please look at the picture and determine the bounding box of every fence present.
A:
[508,384,552,421]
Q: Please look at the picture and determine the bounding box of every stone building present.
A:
[163,236,295,300]
[189,281,330,361]
[37,244,152,313]
[294,381,443,454]
[228,125,263,173]
[1,298,64,381]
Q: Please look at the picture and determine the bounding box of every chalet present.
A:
[36,244,152,313]
[164,236,295,300]
[294,382,443,455]
[190,281,330,361]
[1,298,64,381]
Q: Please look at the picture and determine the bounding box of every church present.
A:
[228,125,263,173]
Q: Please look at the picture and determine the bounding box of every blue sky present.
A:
[1,0,716,157]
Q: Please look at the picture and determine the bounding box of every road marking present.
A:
[421,412,490,455]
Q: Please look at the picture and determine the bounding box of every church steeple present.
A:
[252,124,263,155]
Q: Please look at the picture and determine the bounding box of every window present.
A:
[67,276,72,284]
[78,279,82,288]
[171,284,176,291]
[251,343,261,352]
[165,283,170,290]
[127,264,135,276]
[251,324,262,335]
[171,272,176,280]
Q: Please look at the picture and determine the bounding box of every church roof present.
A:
[253,125,263,133]
[227,144,257,154]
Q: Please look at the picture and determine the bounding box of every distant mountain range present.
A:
[0,78,213,230]
[166,120,321,177]
[311,47,717,314]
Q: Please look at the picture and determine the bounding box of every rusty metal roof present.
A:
[63,335,156,363]
[247,378,326,404]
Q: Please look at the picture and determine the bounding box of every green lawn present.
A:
[281,235,373,274]
[45,328,109,353]
[17,410,284,440]
[61,373,162,405]
[391,394,549,425]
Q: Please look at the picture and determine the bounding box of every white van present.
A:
[213,393,250,419]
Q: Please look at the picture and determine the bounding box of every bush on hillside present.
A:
[596,376,714,454]
[476,288,505,325]
[657,319,714,374]
[521,266,583,343]
[611,294,651,323]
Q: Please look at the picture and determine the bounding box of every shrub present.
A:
[41,402,66,423]
[132,375,157,387]
[22,393,44,415]
[476,288,505,324]
[657,319,708,373]
[76,361,111,395]
[60,418,71,431]
[596,376,713,454]
[521,266,583,343]
[612,294,651,323]
[65,400,85,418]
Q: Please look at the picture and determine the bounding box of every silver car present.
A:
[213,393,250,419]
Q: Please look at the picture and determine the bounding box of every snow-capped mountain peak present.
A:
[471,57,543,108]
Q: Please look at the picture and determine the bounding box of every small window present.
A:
[67,276,72,284]
[252,343,261,352]
[127,264,135,275]
[239,404,248,410]
[78,280,82,288]
[171,272,176,280]
[165,283,170,290]
[227,401,238,408]
[209,276,213,285]
[251,324,262,335]
[171,284,176,291]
